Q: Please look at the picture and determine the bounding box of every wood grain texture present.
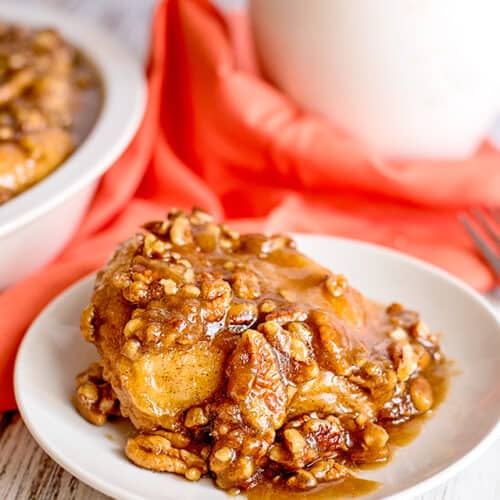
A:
[1,0,499,499]
[0,413,107,500]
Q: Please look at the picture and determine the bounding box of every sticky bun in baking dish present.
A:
[0,22,101,204]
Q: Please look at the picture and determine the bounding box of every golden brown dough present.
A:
[75,208,447,494]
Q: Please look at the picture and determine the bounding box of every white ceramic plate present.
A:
[0,4,146,288]
[14,235,500,500]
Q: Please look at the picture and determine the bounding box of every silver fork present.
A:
[459,207,500,277]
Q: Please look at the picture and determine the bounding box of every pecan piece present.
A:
[260,320,318,383]
[270,415,349,470]
[125,431,206,481]
[209,427,271,490]
[265,304,307,325]
[311,310,352,375]
[73,363,119,425]
[288,370,375,420]
[226,330,287,432]
[226,302,258,332]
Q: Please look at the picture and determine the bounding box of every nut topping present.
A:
[75,208,448,494]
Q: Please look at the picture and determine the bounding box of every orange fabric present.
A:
[1,0,499,411]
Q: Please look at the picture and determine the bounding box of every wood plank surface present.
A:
[0,412,107,500]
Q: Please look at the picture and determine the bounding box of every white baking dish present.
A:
[0,4,146,288]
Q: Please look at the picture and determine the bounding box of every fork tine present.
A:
[471,208,500,247]
[459,214,500,276]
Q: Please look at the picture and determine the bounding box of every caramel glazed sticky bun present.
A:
[74,208,447,494]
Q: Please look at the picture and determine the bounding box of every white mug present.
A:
[250,0,500,160]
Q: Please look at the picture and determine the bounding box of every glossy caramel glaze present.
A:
[74,209,449,495]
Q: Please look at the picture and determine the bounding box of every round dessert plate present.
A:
[14,235,500,500]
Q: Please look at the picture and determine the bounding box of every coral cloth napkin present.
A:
[1,0,499,411]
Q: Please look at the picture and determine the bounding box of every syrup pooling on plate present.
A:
[247,475,380,499]
[73,208,449,495]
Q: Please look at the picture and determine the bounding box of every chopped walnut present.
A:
[122,338,141,360]
[413,343,432,370]
[184,407,208,428]
[209,427,270,490]
[169,213,193,247]
[396,343,419,382]
[409,376,434,411]
[160,278,178,295]
[311,310,352,375]
[195,222,222,252]
[287,469,317,490]
[363,422,389,449]
[324,274,348,298]
[387,303,419,329]
[179,284,201,298]
[261,234,294,254]
[80,304,95,343]
[143,218,171,236]
[259,300,276,314]
[287,370,375,420]
[231,270,261,300]
[143,232,169,258]
[190,207,214,225]
[73,363,119,426]
[309,459,350,483]
[349,357,398,402]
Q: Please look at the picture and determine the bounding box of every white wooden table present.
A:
[1,0,499,498]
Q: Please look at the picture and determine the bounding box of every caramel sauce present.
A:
[70,58,102,145]
[247,359,451,498]
[247,476,380,500]
[385,361,450,448]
